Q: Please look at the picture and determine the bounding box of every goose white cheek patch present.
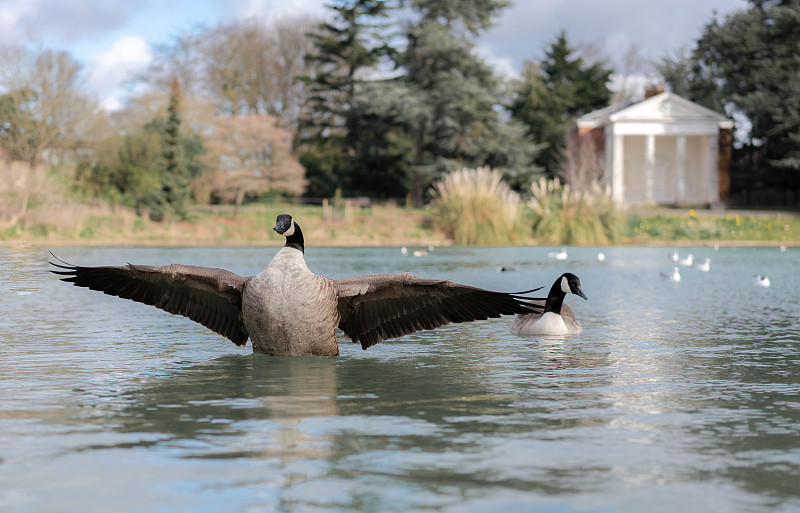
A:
[283,221,296,236]
[561,276,570,294]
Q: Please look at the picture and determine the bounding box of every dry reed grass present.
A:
[433,166,527,245]
[529,177,624,245]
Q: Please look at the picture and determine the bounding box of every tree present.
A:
[688,0,800,204]
[400,0,539,205]
[0,45,100,166]
[140,16,317,132]
[511,31,612,179]
[655,46,723,112]
[154,78,188,220]
[0,45,102,227]
[202,114,306,217]
[298,0,394,198]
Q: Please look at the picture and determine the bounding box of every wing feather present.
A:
[335,273,543,349]
[50,255,249,345]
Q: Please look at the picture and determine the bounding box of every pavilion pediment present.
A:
[608,92,730,125]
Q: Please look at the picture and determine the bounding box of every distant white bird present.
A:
[597,252,606,262]
[678,253,694,266]
[548,248,568,260]
[412,249,429,257]
[693,257,711,272]
[753,275,770,287]
[660,267,681,282]
[670,250,680,262]
[780,242,787,252]
[401,247,408,255]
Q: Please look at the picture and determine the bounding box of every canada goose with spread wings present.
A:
[51,214,543,356]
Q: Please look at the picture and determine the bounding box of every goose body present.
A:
[51,214,543,357]
[511,273,587,336]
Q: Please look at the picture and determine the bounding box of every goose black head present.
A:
[274,214,304,252]
[274,214,295,236]
[560,272,588,300]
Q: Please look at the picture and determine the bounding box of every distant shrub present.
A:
[433,166,527,245]
[528,177,624,245]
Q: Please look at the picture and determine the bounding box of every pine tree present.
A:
[155,77,191,220]
[511,31,612,178]
[298,0,394,198]
[689,1,800,204]
[400,0,538,205]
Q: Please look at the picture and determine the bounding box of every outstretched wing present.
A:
[334,272,543,349]
[50,254,250,345]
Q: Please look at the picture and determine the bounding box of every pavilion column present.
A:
[611,131,625,204]
[707,133,719,203]
[676,135,687,205]
[644,134,656,203]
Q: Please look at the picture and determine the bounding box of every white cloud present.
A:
[0,0,35,45]
[227,0,326,21]
[88,35,152,111]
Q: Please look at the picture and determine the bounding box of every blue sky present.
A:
[0,0,748,110]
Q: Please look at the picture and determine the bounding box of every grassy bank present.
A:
[0,202,448,247]
[2,200,800,247]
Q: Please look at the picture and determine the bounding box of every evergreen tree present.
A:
[688,0,800,204]
[400,0,538,205]
[298,0,395,198]
[511,31,612,178]
[156,78,192,220]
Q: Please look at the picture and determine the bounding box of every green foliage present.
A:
[401,1,539,205]
[157,78,191,220]
[80,81,204,217]
[433,166,527,245]
[510,31,612,178]
[665,2,800,201]
[528,177,624,245]
[299,0,395,198]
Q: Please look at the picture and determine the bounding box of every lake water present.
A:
[1,243,799,513]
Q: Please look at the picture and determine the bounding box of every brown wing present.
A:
[334,272,543,349]
[50,255,249,345]
[559,303,578,326]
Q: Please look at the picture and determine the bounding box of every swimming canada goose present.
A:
[660,267,681,282]
[510,273,587,336]
[51,214,544,357]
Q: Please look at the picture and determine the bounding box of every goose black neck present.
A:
[285,224,304,253]
[544,280,566,314]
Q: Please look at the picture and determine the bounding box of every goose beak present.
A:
[574,285,588,300]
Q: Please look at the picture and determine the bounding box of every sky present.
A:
[0,0,748,111]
